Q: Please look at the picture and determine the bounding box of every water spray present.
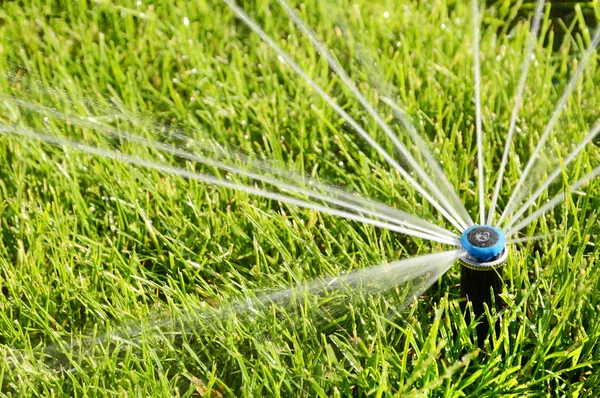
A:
[459,225,507,345]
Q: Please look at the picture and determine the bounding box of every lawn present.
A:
[1,0,600,396]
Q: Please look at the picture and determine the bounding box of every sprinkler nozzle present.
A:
[459,225,507,268]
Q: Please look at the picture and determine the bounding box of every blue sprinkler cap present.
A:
[460,225,506,264]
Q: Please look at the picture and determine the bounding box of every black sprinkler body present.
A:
[459,225,507,346]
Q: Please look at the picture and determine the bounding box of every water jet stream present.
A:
[504,120,600,231]
[1,94,457,241]
[472,0,485,225]
[498,26,600,226]
[506,233,562,244]
[507,163,600,236]
[487,0,545,225]
[11,249,464,372]
[276,0,472,231]
[314,3,470,229]
[379,97,473,227]
[0,123,459,245]
[223,0,466,232]
[3,76,451,238]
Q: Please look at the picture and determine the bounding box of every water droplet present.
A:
[183,17,190,26]
[383,11,389,19]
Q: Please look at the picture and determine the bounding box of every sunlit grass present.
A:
[0,0,599,395]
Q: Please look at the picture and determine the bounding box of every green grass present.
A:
[1,0,600,396]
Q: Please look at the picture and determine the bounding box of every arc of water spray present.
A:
[472,0,486,225]
[2,94,457,241]
[275,0,473,231]
[507,163,600,236]
[487,0,545,225]
[498,26,600,227]
[222,0,467,232]
[0,124,459,245]
[156,249,466,338]
[504,120,600,231]
[2,81,452,238]
[171,136,457,239]
[27,248,465,372]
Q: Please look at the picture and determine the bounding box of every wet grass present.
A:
[1,0,600,396]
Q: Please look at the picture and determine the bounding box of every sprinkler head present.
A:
[459,225,507,346]
[459,225,507,269]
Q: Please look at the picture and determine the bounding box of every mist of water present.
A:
[290,0,474,230]
[2,73,459,241]
[313,1,475,231]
